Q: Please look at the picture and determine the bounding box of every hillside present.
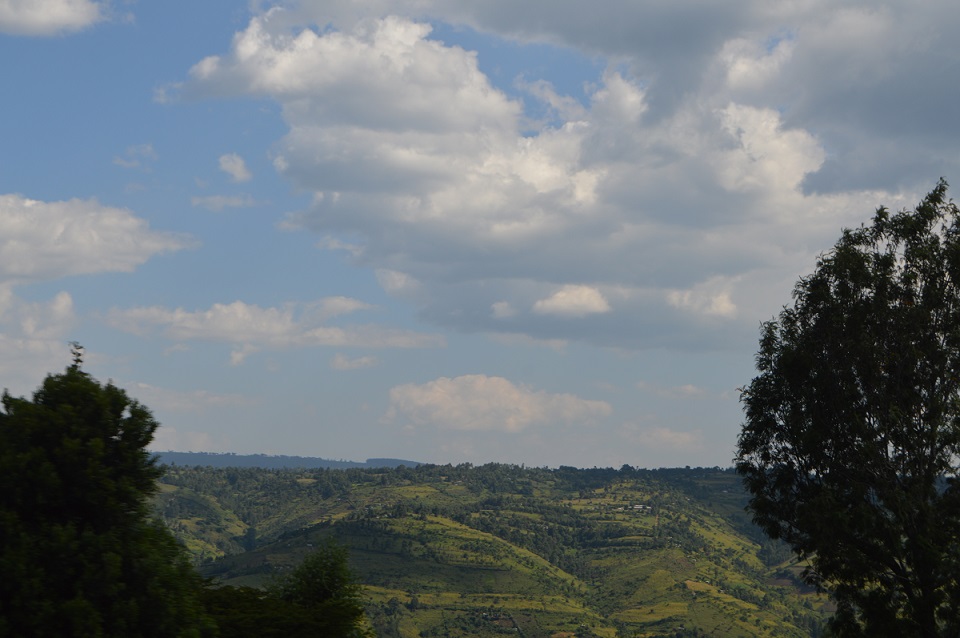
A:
[155,463,828,637]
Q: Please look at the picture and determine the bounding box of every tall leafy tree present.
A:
[736,179,960,637]
[0,355,210,637]
[201,538,370,638]
[272,538,370,637]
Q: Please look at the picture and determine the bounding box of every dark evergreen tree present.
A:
[201,538,369,637]
[0,360,211,637]
[736,180,960,636]
[200,585,331,638]
[272,539,370,637]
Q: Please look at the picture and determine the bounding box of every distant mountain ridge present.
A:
[155,451,421,470]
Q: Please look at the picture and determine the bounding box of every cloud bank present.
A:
[108,298,443,364]
[0,0,103,36]
[385,374,612,432]
[174,3,948,353]
[0,194,192,392]
[0,195,192,283]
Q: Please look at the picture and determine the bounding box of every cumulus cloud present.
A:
[5,289,73,339]
[384,374,611,432]
[186,15,520,132]
[532,285,611,318]
[0,194,193,284]
[179,3,959,351]
[666,276,738,319]
[317,236,364,257]
[0,0,103,36]
[714,103,824,195]
[219,153,252,182]
[107,298,443,364]
[0,288,76,394]
[720,36,795,94]
[0,194,188,392]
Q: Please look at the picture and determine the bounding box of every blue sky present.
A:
[2,0,958,468]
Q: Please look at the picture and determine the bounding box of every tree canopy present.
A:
[0,361,210,637]
[736,179,960,636]
[273,539,370,637]
[202,539,369,638]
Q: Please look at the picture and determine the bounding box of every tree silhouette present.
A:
[0,359,211,637]
[737,180,960,636]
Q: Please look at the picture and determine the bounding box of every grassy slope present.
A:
[155,464,828,637]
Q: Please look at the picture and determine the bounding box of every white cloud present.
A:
[107,299,443,363]
[330,353,378,370]
[714,103,824,195]
[518,78,587,122]
[219,153,252,182]
[187,15,520,133]
[0,194,193,284]
[0,288,76,393]
[180,4,959,351]
[317,236,364,257]
[666,276,738,319]
[532,285,611,318]
[384,374,611,432]
[5,289,74,339]
[178,11,825,351]
[0,193,192,398]
[0,336,73,391]
[720,36,795,94]
[0,0,103,36]
[191,194,257,211]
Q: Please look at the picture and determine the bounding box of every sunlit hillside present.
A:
[156,463,828,637]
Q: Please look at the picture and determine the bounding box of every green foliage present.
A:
[201,584,360,638]
[200,540,369,637]
[737,179,960,636]
[0,365,211,637]
[274,539,370,636]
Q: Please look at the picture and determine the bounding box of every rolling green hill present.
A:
[155,463,828,637]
